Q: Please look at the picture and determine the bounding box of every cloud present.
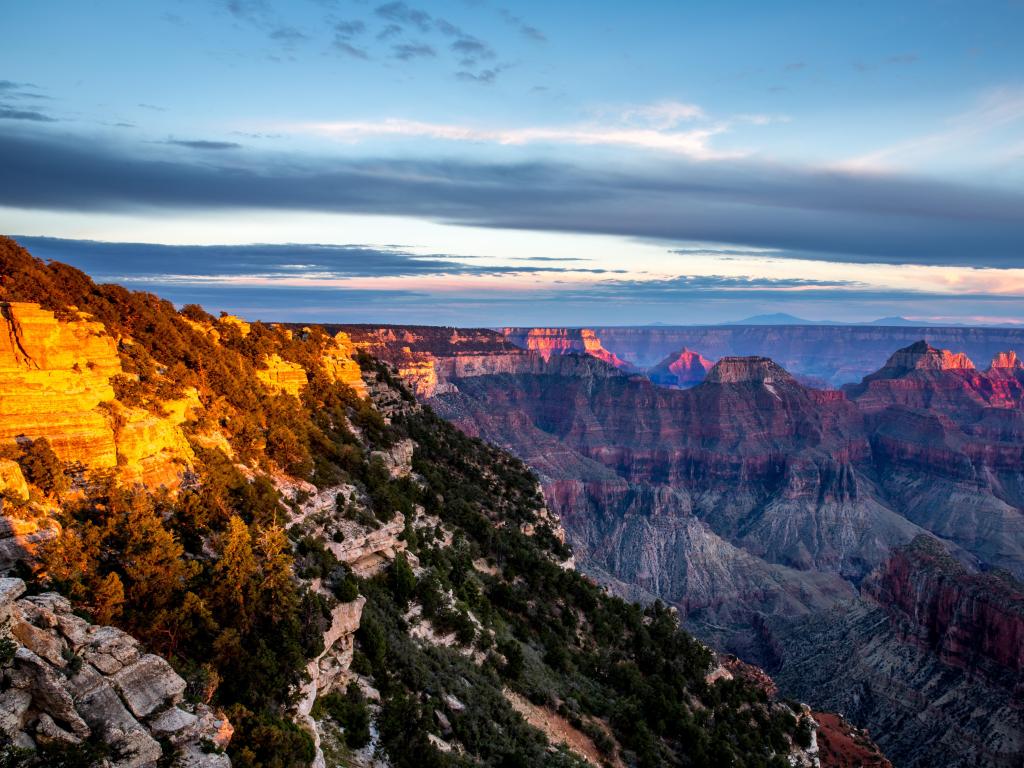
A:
[456,66,504,84]
[374,2,431,33]
[16,237,1022,327]
[497,8,545,42]
[270,26,308,46]
[334,20,365,39]
[841,86,1024,171]
[0,106,56,122]
[164,139,242,150]
[367,5,502,80]
[223,0,271,23]
[451,36,494,62]
[305,113,736,158]
[334,41,369,59]
[332,18,369,57]
[10,236,620,281]
[392,43,435,60]
[0,80,48,101]
[3,129,1024,268]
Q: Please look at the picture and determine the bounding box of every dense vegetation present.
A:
[0,238,807,767]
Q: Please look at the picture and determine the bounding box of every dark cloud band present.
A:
[2,130,1023,268]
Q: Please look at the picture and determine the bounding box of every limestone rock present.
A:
[0,301,121,468]
[0,688,32,735]
[0,302,194,490]
[111,653,187,718]
[0,459,28,500]
[112,402,196,488]
[34,711,82,746]
[501,327,632,370]
[257,353,307,396]
[0,578,233,765]
[327,514,409,578]
[324,332,366,397]
[0,513,60,572]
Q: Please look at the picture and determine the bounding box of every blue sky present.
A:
[1,0,1023,325]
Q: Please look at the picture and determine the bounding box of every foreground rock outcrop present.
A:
[1,577,231,766]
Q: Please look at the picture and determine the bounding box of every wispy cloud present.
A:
[4,128,1024,268]
[374,1,431,33]
[165,139,242,150]
[300,100,747,159]
[0,106,56,122]
[11,237,617,280]
[497,8,545,42]
[392,43,435,61]
[269,26,308,47]
[841,86,1024,171]
[307,117,735,157]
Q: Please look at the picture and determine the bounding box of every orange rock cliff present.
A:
[0,302,366,490]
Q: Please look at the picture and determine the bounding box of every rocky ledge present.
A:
[1,577,232,767]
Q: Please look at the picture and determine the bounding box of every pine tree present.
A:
[91,572,124,625]
[254,524,297,625]
[114,489,195,618]
[212,515,257,632]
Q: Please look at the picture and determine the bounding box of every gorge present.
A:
[340,323,1024,768]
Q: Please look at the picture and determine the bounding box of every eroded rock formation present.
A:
[348,326,1024,767]
[0,577,231,766]
[501,327,632,370]
[646,347,714,388]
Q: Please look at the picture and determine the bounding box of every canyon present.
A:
[1,243,852,768]
[343,323,1024,767]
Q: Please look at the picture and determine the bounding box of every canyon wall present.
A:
[0,302,195,488]
[775,538,1024,768]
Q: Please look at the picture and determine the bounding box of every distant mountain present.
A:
[723,313,828,325]
[866,316,920,326]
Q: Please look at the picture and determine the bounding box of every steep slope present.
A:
[845,341,1024,576]
[775,537,1024,768]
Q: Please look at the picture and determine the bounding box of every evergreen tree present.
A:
[212,515,258,632]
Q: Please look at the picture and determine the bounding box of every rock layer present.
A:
[0,302,195,488]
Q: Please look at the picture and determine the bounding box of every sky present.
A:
[1,0,1023,326]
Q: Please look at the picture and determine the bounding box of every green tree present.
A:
[211,515,258,631]
[18,437,69,497]
[389,551,416,609]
